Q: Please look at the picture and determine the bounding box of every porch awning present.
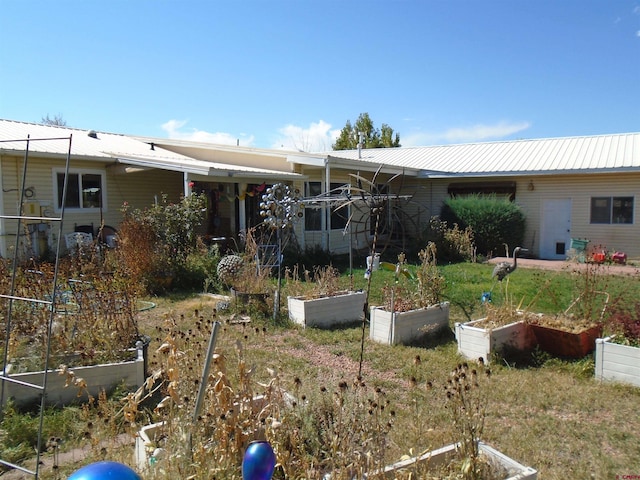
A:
[109,154,305,179]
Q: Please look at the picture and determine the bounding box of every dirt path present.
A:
[0,434,133,479]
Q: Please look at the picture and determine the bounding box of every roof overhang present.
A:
[287,153,421,176]
[417,166,640,179]
[112,155,305,179]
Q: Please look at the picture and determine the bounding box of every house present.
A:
[2,119,639,261]
[0,119,308,258]
[319,133,640,260]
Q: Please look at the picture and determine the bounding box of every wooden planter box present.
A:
[288,291,365,328]
[380,441,537,479]
[369,302,450,345]
[595,336,640,387]
[530,323,602,358]
[2,342,147,408]
[455,319,536,365]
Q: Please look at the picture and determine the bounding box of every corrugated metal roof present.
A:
[326,132,640,177]
[0,119,302,178]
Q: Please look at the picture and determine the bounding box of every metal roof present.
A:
[0,119,302,178]
[326,132,640,177]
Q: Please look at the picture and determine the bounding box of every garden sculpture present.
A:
[492,246,527,282]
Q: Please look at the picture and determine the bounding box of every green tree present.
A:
[332,112,401,150]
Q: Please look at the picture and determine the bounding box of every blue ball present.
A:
[67,461,141,480]
[242,441,276,480]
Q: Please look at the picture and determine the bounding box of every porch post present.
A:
[183,173,191,196]
[323,162,330,250]
[238,182,247,233]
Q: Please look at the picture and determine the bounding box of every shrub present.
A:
[607,302,640,347]
[428,216,476,263]
[440,194,525,257]
[117,194,207,293]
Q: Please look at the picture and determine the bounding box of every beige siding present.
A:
[295,169,640,260]
[520,173,640,258]
[1,153,183,257]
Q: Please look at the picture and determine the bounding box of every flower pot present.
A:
[530,322,602,358]
[594,336,640,387]
[455,318,536,365]
[287,291,366,328]
[379,441,537,479]
[369,302,450,345]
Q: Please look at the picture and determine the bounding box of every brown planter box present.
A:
[530,323,602,358]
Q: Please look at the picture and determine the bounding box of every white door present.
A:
[540,199,572,260]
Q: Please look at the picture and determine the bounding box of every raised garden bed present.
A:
[594,336,640,387]
[287,290,365,328]
[455,318,536,364]
[2,341,147,408]
[369,302,450,345]
[379,441,537,479]
[530,322,602,359]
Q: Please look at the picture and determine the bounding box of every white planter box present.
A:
[288,291,366,328]
[369,302,450,345]
[455,318,536,365]
[595,336,640,387]
[135,394,274,470]
[2,344,146,408]
[380,441,537,479]
[135,421,167,470]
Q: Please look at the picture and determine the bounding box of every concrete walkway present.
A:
[486,256,640,276]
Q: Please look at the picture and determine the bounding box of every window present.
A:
[590,196,633,224]
[54,170,105,211]
[304,182,348,231]
[448,181,517,201]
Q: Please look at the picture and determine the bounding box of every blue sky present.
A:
[1,0,639,151]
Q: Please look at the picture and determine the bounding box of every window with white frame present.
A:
[304,182,348,231]
[590,196,633,224]
[54,169,105,211]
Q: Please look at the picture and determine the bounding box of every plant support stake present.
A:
[189,320,221,456]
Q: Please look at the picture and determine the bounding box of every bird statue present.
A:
[492,247,528,281]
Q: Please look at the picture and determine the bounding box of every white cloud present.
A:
[272,120,340,152]
[161,119,254,146]
[401,121,532,146]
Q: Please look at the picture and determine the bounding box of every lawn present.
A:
[3,260,640,479]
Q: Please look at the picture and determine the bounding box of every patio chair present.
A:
[64,231,94,255]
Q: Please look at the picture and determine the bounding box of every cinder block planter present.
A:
[380,441,537,479]
[369,302,450,345]
[595,336,640,387]
[2,342,147,408]
[287,291,365,328]
[455,319,536,364]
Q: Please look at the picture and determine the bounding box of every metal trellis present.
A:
[0,134,73,478]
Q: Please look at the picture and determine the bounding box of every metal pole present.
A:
[193,320,221,423]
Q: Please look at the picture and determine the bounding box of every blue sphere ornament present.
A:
[67,461,142,480]
[242,440,277,480]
